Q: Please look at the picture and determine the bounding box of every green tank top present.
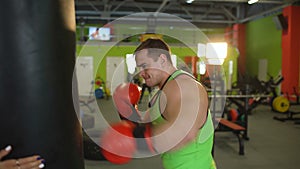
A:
[148,70,216,169]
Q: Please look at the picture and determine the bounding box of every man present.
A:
[134,38,216,169]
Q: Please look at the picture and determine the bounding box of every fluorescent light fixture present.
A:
[248,0,258,5]
[205,42,228,65]
[186,0,194,4]
[206,42,228,59]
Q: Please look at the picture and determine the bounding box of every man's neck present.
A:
[159,67,177,89]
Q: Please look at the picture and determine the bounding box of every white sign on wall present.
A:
[76,56,94,96]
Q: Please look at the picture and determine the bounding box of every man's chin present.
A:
[145,80,152,87]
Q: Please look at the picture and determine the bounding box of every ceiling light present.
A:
[248,0,259,5]
[205,42,228,65]
[186,0,194,4]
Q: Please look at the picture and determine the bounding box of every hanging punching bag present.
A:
[0,0,84,168]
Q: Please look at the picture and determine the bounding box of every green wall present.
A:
[76,43,197,81]
[246,14,282,78]
[75,26,238,89]
[76,42,239,92]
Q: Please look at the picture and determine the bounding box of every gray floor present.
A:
[81,97,300,169]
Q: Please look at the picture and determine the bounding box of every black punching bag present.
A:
[0,0,84,168]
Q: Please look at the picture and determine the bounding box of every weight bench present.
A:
[216,118,246,155]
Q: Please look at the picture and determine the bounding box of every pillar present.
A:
[233,24,246,77]
[281,6,300,95]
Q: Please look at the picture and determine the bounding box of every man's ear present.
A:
[159,54,167,64]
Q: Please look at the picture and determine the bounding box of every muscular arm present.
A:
[151,77,209,153]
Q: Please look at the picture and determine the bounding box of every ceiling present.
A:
[75,0,300,28]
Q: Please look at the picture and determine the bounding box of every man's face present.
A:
[135,49,163,87]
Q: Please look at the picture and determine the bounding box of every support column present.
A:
[233,24,246,77]
[281,6,300,95]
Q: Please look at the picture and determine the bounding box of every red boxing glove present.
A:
[100,121,156,165]
[113,83,141,121]
[100,121,137,164]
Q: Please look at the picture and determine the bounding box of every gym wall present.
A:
[76,42,239,92]
[76,44,196,81]
[246,14,282,78]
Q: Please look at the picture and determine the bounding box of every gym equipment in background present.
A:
[272,96,290,113]
[95,76,110,100]
[227,108,244,123]
[273,86,300,122]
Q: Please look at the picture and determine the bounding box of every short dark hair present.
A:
[134,38,172,63]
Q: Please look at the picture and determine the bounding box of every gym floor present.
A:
[82,97,300,169]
